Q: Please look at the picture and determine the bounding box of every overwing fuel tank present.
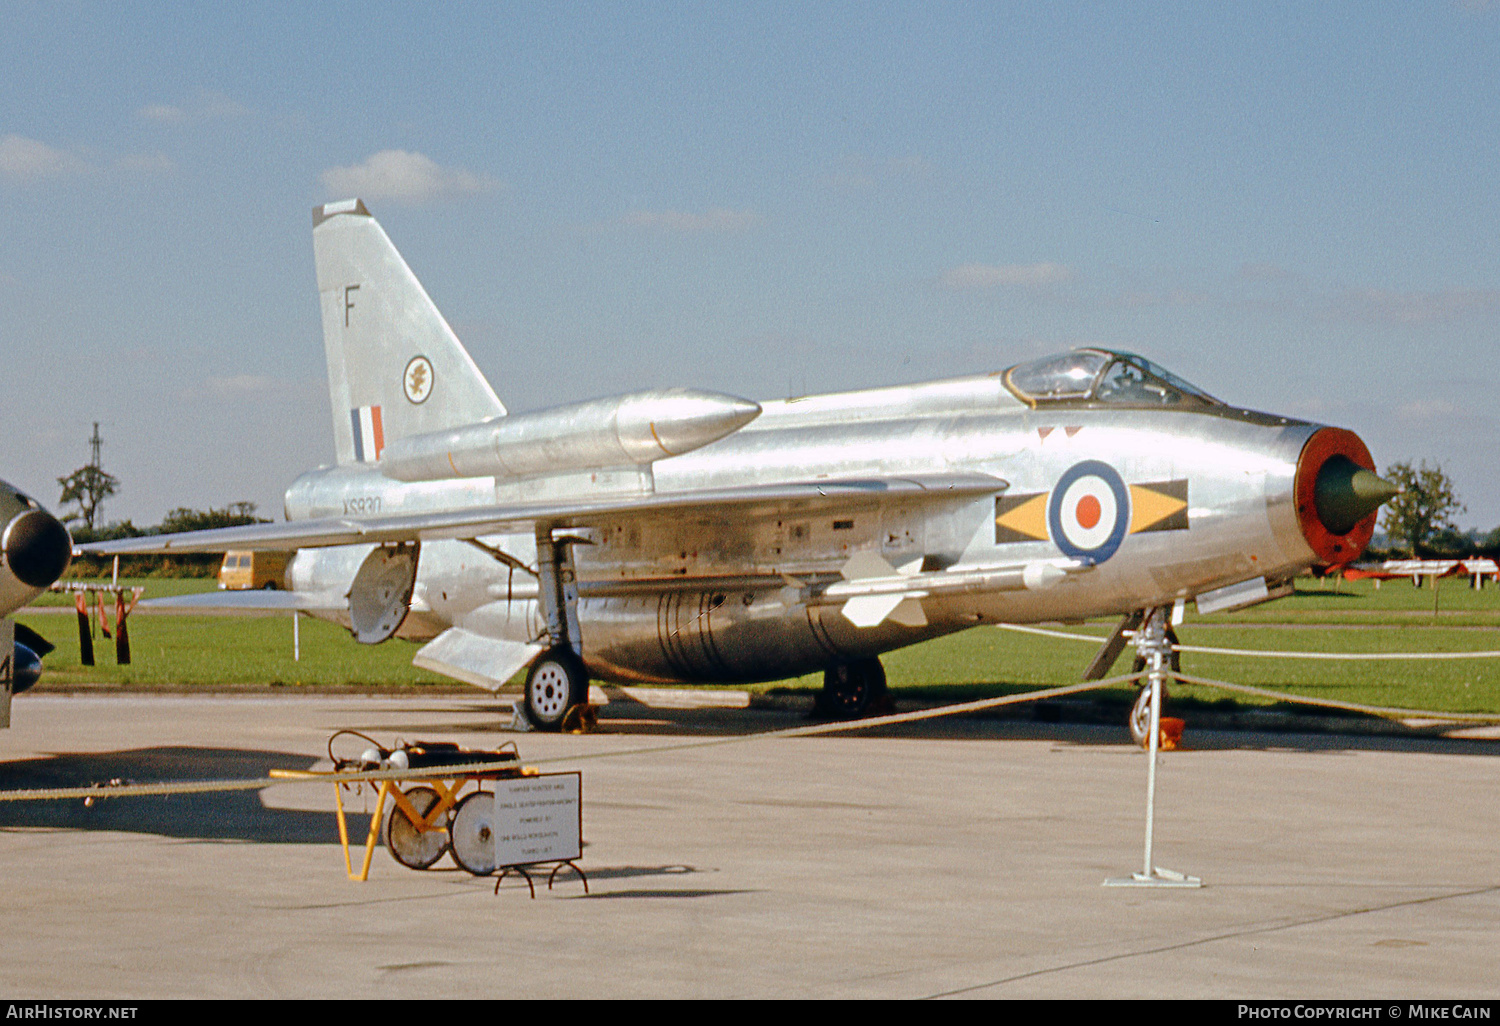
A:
[379,388,761,483]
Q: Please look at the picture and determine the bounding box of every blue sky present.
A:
[3,2,1497,530]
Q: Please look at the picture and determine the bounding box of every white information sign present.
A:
[493,772,582,866]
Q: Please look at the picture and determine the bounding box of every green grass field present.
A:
[17,575,1500,715]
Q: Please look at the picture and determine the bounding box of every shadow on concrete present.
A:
[0,746,339,843]
[549,698,1500,758]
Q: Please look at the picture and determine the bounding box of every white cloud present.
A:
[1397,399,1459,420]
[1329,287,1500,325]
[1119,288,1213,308]
[821,154,935,191]
[207,375,274,396]
[138,104,186,124]
[0,135,87,182]
[320,150,500,205]
[940,262,1074,290]
[617,208,761,233]
[136,91,251,125]
[1238,261,1297,282]
[115,151,175,174]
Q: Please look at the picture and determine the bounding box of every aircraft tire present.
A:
[525,648,588,732]
[383,786,450,870]
[819,657,886,720]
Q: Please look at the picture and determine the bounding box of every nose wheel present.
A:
[1128,621,1180,747]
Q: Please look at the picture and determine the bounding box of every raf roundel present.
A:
[1047,460,1131,563]
[404,355,434,404]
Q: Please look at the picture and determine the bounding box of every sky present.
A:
[2,2,1497,531]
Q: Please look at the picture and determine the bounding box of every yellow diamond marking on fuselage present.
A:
[1128,481,1189,534]
[995,492,1050,541]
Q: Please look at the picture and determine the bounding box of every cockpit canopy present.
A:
[1002,349,1221,408]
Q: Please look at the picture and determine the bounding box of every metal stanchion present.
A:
[1104,606,1201,889]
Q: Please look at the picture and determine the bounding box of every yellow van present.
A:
[218,551,291,590]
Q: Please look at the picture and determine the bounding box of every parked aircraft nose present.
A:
[3,508,72,588]
[1293,428,1397,564]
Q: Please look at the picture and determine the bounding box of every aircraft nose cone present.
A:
[1314,456,1399,536]
[3,509,73,589]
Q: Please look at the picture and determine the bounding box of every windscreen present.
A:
[1004,349,1220,407]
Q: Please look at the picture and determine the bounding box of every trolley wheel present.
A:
[383,785,449,870]
[525,648,588,732]
[818,657,886,719]
[449,790,498,876]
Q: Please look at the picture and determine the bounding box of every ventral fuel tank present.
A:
[379,388,761,483]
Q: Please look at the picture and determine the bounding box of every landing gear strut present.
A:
[817,657,887,719]
[1129,623,1180,747]
[525,527,591,733]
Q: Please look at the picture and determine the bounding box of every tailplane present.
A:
[313,199,505,466]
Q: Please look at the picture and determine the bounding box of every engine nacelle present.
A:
[0,482,72,619]
[378,388,761,483]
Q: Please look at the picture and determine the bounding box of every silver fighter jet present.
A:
[1,479,73,725]
[82,200,1398,729]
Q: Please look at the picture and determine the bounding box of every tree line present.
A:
[66,503,269,578]
[1373,461,1494,560]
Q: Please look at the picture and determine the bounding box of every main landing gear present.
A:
[521,528,593,733]
[816,657,888,719]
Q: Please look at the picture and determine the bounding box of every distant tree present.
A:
[67,519,145,546]
[57,422,117,533]
[157,502,268,534]
[57,465,119,533]
[1380,461,1465,558]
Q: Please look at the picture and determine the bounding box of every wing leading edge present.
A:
[77,474,1007,556]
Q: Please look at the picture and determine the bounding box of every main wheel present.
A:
[525,648,589,731]
[819,657,886,719]
[450,790,498,876]
[383,785,449,869]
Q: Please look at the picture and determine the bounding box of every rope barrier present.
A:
[995,621,1500,661]
[0,760,522,804]
[1168,672,1500,723]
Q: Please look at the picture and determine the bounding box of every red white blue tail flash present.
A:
[351,405,384,463]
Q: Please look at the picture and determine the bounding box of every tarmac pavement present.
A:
[0,691,1496,999]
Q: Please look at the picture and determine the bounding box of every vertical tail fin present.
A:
[312,199,505,466]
